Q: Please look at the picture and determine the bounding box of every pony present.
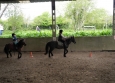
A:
[44,36,76,57]
[4,39,26,59]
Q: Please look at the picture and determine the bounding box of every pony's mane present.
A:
[18,39,24,44]
[66,36,74,40]
[65,36,74,42]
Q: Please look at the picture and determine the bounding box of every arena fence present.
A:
[1,36,115,52]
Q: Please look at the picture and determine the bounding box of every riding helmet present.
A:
[59,29,63,33]
[12,33,15,36]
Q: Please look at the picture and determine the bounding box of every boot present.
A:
[14,44,18,50]
[15,46,17,50]
[63,43,67,48]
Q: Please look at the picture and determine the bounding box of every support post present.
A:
[113,0,115,36]
[51,0,56,41]
[0,3,1,11]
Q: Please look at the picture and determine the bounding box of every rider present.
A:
[58,29,67,48]
[12,33,18,50]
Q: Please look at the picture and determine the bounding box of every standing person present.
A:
[0,24,3,35]
[12,33,18,50]
[36,26,40,32]
[58,29,67,48]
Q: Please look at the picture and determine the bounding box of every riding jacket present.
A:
[12,36,18,45]
[58,33,66,42]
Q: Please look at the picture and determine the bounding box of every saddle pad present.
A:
[57,41,63,46]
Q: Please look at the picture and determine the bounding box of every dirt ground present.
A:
[0,51,115,83]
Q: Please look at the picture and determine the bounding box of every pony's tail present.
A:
[44,42,49,55]
[4,44,8,54]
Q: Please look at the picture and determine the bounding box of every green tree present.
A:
[32,12,69,29]
[4,4,24,31]
[85,8,111,29]
[56,15,69,29]
[0,19,9,30]
[32,12,52,29]
[107,15,112,28]
[65,0,94,30]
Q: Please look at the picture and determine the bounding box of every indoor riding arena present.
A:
[0,51,115,83]
[0,0,115,83]
[0,37,115,83]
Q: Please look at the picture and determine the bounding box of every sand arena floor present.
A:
[0,51,115,83]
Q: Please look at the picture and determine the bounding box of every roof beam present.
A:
[0,0,72,3]
[0,0,19,3]
[19,0,30,3]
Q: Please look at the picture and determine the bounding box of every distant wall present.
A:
[1,36,115,52]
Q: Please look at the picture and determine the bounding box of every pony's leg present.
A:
[50,51,53,56]
[64,49,66,57]
[18,52,22,59]
[48,51,50,57]
[20,52,22,58]
[64,48,68,57]
[18,53,20,59]
[49,48,54,57]
[6,52,9,58]
[6,51,11,58]
[9,51,12,57]
[65,49,68,54]
[19,52,22,59]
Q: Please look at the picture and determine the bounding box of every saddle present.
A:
[57,41,67,49]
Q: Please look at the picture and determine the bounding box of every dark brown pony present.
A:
[4,39,26,59]
[44,36,76,57]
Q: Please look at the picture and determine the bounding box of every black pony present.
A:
[44,36,76,57]
[4,39,26,59]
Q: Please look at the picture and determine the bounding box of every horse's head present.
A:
[71,36,76,44]
[18,39,26,46]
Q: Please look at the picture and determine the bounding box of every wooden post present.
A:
[51,0,56,41]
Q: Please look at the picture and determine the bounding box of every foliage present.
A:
[74,29,112,37]
[64,0,112,30]
[7,15,24,31]
[85,8,112,29]
[65,0,94,30]
[4,4,24,31]
[0,2,113,33]
[56,15,69,29]
[0,20,8,30]
[32,12,52,29]
[0,29,112,38]
[0,19,3,24]
[32,12,69,29]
